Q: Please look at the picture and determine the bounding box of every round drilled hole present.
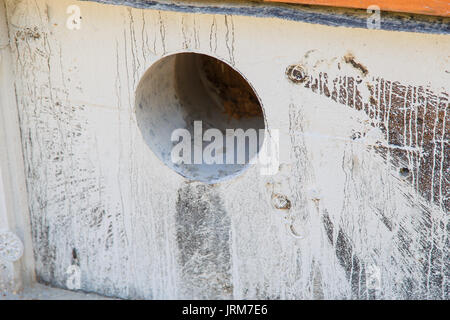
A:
[136,53,265,183]
[399,167,410,177]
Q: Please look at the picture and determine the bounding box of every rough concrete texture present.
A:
[0,0,448,299]
[1,283,113,299]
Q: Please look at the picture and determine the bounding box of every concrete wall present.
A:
[1,0,448,299]
[0,0,35,294]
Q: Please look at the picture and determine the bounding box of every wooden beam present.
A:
[264,0,450,17]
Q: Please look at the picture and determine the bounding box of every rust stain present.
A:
[200,55,263,120]
[15,27,41,40]
[286,64,308,83]
[344,52,368,76]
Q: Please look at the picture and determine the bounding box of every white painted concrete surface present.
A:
[0,0,448,299]
[0,0,35,294]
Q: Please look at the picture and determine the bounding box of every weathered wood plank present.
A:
[265,0,450,17]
